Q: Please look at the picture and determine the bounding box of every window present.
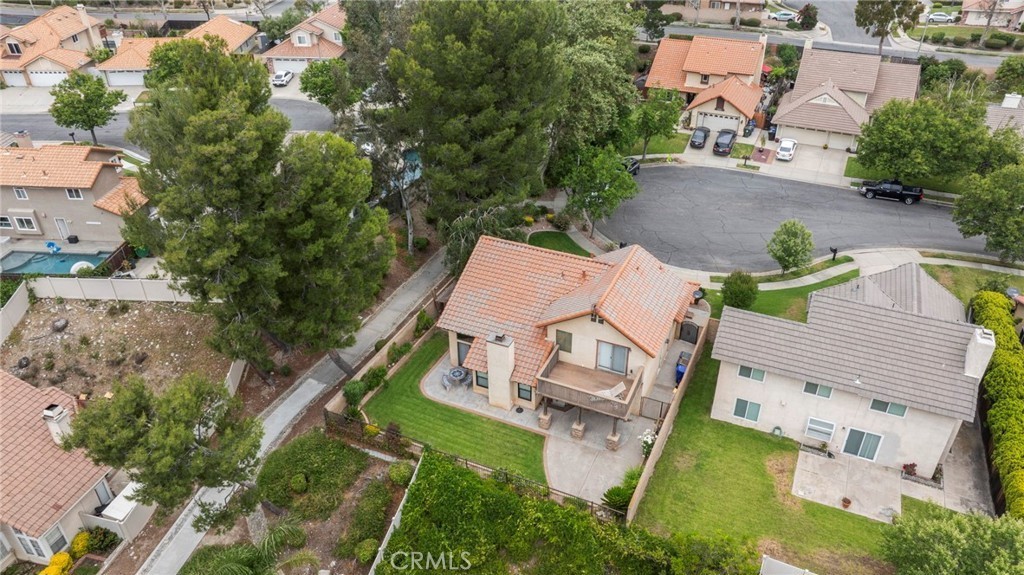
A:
[737,365,765,382]
[333,31,342,41]
[715,96,725,111]
[700,73,710,84]
[14,187,27,199]
[475,371,488,389]
[805,417,835,442]
[44,525,67,554]
[71,33,80,43]
[870,399,907,417]
[12,528,43,557]
[95,480,113,505]
[0,216,11,229]
[7,42,22,55]
[66,188,83,200]
[555,329,573,353]
[517,383,532,401]
[295,34,309,45]
[803,382,832,398]
[843,428,882,461]
[596,341,628,375]
[14,216,36,231]
[733,398,760,422]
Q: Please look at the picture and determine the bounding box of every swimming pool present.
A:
[0,251,112,275]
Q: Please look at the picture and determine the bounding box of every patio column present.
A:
[571,406,586,440]
[538,397,552,430]
[606,417,621,451]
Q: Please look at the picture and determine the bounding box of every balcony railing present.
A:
[535,346,643,419]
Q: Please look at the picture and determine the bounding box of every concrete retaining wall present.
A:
[0,281,30,342]
[28,277,193,302]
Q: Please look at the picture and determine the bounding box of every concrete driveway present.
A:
[761,145,852,187]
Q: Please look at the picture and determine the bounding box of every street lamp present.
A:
[69,132,76,144]
[917,16,932,55]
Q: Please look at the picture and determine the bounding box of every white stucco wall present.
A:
[710,360,961,477]
[0,477,107,565]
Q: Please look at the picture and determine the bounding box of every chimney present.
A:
[964,328,996,379]
[11,130,33,148]
[1002,93,1023,109]
[76,5,100,48]
[485,334,515,410]
[803,38,814,52]
[42,404,72,445]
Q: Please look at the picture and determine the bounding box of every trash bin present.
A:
[67,235,79,244]
[675,363,686,384]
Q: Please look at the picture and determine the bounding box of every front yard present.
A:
[844,157,967,195]
[922,263,1024,304]
[628,132,690,155]
[636,347,895,574]
[705,269,861,320]
[528,231,590,256]
[362,332,547,483]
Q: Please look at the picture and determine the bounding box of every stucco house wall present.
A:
[1,168,125,243]
[0,477,107,565]
[711,360,961,477]
[687,98,747,129]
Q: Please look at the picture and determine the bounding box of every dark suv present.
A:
[712,129,737,156]
[858,180,924,205]
[690,127,711,149]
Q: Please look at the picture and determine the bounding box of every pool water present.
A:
[0,251,112,275]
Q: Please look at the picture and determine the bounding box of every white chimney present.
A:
[11,130,33,148]
[964,328,996,379]
[42,404,72,445]
[76,5,100,48]
[1002,93,1023,109]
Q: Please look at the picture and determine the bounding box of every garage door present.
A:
[28,70,67,87]
[827,132,857,151]
[698,112,741,133]
[105,71,146,87]
[271,59,310,75]
[779,126,828,147]
[2,71,27,87]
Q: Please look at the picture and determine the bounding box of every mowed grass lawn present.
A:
[636,347,892,574]
[922,263,1024,304]
[705,269,861,320]
[363,332,547,483]
[629,132,690,155]
[528,231,590,257]
[844,157,968,195]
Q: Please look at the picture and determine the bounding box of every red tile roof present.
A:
[185,15,256,53]
[0,6,100,72]
[93,176,147,215]
[683,36,764,77]
[96,37,174,71]
[646,38,692,92]
[0,371,110,537]
[686,75,763,118]
[0,145,120,189]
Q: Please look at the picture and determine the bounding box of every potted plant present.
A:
[758,133,766,153]
[902,462,918,477]
[841,497,852,509]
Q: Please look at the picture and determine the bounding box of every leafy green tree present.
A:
[388,0,567,217]
[854,0,924,54]
[953,163,1024,263]
[342,0,418,96]
[259,6,308,43]
[180,522,318,575]
[634,90,682,159]
[996,55,1024,95]
[63,375,263,529]
[565,146,639,238]
[637,0,672,41]
[977,126,1024,175]
[881,501,1024,575]
[48,72,127,145]
[721,271,759,310]
[86,46,113,62]
[776,44,799,68]
[766,219,814,274]
[299,58,357,117]
[670,532,759,575]
[798,3,819,30]
[441,206,527,274]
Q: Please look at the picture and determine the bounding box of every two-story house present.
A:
[437,237,704,446]
[771,46,920,151]
[962,0,1024,29]
[262,5,347,75]
[711,264,995,479]
[184,15,259,54]
[0,145,146,244]
[645,35,766,132]
[0,5,103,87]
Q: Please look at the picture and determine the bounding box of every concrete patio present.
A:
[900,421,994,516]
[422,355,650,502]
[792,450,902,522]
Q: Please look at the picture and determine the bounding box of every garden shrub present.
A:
[363,366,389,391]
[638,44,651,54]
[343,379,368,406]
[786,20,801,30]
[971,32,982,42]
[931,31,945,43]
[412,237,429,251]
[336,480,392,558]
[551,212,571,231]
[601,485,634,512]
[39,552,72,575]
[741,17,761,27]
[991,31,1016,44]
[85,527,120,555]
[289,473,308,494]
[1015,38,1024,50]
[985,38,1008,50]
[523,215,535,226]
[354,539,379,564]
[256,428,369,519]
[389,461,415,486]
[623,466,643,492]
[721,270,759,310]
[70,531,90,560]
[374,338,388,352]
[952,36,968,46]
[414,309,434,337]
[388,342,412,364]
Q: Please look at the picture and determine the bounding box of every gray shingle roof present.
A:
[773,79,870,135]
[985,102,1024,136]
[712,264,980,421]
[814,263,966,323]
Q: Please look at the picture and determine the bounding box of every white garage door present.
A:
[3,71,27,87]
[698,112,741,133]
[271,59,310,75]
[779,126,828,147]
[105,70,146,87]
[827,132,857,151]
[28,70,67,87]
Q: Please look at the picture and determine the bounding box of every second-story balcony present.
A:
[535,345,643,419]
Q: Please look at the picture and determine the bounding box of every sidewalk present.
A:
[0,86,147,115]
[135,250,448,575]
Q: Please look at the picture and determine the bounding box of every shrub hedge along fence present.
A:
[972,291,1024,518]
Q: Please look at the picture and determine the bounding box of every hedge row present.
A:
[972,291,1024,518]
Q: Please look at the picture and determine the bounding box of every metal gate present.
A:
[640,397,671,423]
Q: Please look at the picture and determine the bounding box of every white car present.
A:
[776,138,798,161]
[769,10,798,21]
[927,12,956,23]
[271,71,294,87]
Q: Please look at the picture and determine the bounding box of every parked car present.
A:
[769,11,798,21]
[622,157,640,176]
[712,129,737,156]
[690,127,711,149]
[927,12,955,23]
[776,138,798,161]
[858,180,924,205]
[272,71,294,87]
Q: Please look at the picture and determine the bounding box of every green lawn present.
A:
[919,251,1024,271]
[363,332,547,483]
[905,24,1024,42]
[729,142,755,159]
[710,256,855,283]
[705,269,861,320]
[636,347,892,573]
[629,132,690,155]
[528,231,590,257]
[844,157,968,195]
[922,263,1024,304]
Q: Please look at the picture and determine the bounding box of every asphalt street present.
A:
[598,166,991,273]
[812,0,880,45]
[1,98,334,157]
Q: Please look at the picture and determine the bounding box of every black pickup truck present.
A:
[858,180,924,205]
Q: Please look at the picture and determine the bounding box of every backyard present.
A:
[845,157,967,195]
[705,269,861,320]
[922,263,1024,304]
[362,332,547,483]
[635,347,899,574]
[528,231,591,256]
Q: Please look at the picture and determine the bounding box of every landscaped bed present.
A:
[528,231,591,256]
[704,269,861,320]
[363,332,547,483]
[922,263,1024,304]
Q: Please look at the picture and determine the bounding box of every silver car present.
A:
[927,12,955,23]
[272,71,294,87]
[770,10,798,21]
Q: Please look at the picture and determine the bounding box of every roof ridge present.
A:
[809,293,974,330]
[594,245,639,311]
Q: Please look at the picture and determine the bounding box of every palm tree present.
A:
[179,522,318,575]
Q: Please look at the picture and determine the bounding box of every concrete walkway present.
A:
[136,251,448,575]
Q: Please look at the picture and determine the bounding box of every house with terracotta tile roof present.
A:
[263,4,347,75]
[185,15,259,54]
[771,47,920,151]
[0,371,155,569]
[0,145,147,244]
[95,37,174,87]
[961,0,1024,29]
[646,35,767,133]
[0,5,104,87]
[437,237,705,444]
